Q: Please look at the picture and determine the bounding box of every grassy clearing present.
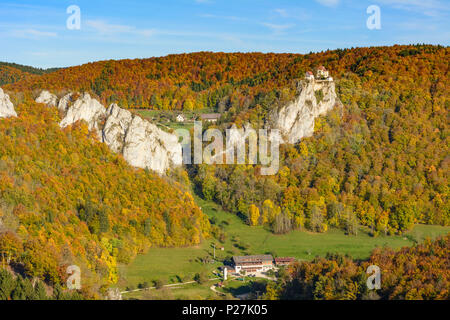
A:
[131,109,216,131]
[118,241,222,290]
[132,109,164,118]
[119,196,449,298]
[197,197,450,260]
[124,281,224,300]
[132,109,194,131]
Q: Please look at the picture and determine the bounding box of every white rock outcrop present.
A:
[122,116,182,171]
[51,91,182,174]
[0,88,17,118]
[101,103,182,171]
[210,123,258,164]
[270,78,340,144]
[102,103,134,153]
[35,90,58,107]
[57,93,73,112]
[60,93,107,138]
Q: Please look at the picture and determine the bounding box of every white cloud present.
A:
[86,20,134,34]
[398,21,438,31]
[376,0,448,18]
[199,13,247,21]
[85,20,156,37]
[11,28,57,38]
[29,51,50,56]
[262,23,295,33]
[315,0,340,7]
[219,34,244,45]
[272,7,311,21]
[376,0,445,10]
[274,8,289,17]
[139,29,157,37]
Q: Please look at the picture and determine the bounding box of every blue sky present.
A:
[1,0,449,68]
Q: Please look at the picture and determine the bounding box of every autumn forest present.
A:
[0,44,449,300]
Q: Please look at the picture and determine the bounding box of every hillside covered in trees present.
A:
[0,62,59,87]
[190,45,449,236]
[5,45,447,116]
[4,45,449,237]
[0,65,34,87]
[0,98,210,298]
[265,235,449,300]
[0,45,448,298]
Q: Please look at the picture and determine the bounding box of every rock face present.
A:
[52,91,182,174]
[102,103,182,171]
[270,79,340,144]
[57,93,73,112]
[106,288,122,300]
[60,93,106,137]
[102,104,134,153]
[122,116,182,171]
[0,88,17,118]
[35,90,58,107]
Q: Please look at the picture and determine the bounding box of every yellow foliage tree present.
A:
[248,204,260,226]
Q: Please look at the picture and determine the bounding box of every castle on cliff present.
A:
[305,66,333,81]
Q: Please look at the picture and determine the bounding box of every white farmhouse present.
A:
[176,114,185,122]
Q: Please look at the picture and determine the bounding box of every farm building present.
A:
[232,255,274,273]
[176,114,185,122]
[200,113,221,123]
[274,257,296,266]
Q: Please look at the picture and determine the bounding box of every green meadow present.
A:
[119,196,450,296]
[131,109,217,131]
[122,281,224,300]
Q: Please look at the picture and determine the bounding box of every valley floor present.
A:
[118,197,450,300]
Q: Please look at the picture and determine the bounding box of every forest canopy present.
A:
[0,44,448,298]
[265,235,450,300]
[0,99,210,297]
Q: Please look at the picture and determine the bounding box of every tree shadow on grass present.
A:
[222,282,252,296]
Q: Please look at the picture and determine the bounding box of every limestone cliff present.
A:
[37,90,182,174]
[59,92,106,138]
[122,116,182,172]
[57,93,73,112]
[102,103,134,153]
[0,88,17,118]
[103,103,182,171]
[270,79,340,144]
[35,90,58,107]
